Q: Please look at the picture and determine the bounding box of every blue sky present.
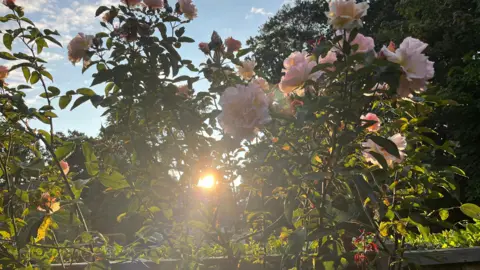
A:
[1,0,290,136]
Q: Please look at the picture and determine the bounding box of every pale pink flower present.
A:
[279,60,317,94]
[351,33,375,54]
[362,133,407,168]
[59,160,69,175]
[253,77,269,91]
[144,0,164,8]
[225,37,242,53]
[380,37,434,97]
[318,50,338,71]
[237,60,256,80]
[0,65,9,81]
[178,0,198,20]
[67,33,93,66]
[121,0,142,6]
[360,113,381,132]
[326,0,369,30]
[283,51,310,70]
[177,84,190,97]
[218,83,271,139]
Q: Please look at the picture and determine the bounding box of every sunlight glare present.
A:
[198,174,215,189]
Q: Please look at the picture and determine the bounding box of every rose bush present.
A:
[1,0,479,269]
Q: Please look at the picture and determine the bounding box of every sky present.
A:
[0,0,292,137]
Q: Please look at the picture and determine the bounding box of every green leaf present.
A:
[369,135,401,159]
[21,66,30,82]
[40,70,53,81]
[36,38,49,54]
[82,142,99,176]
[59,95,72,110]
[20,17,35,26]
[54,142,76,161]
[460,203,480,219]
[95,6,110,17]
[98,171,130,190]
[104,82,114,96]
[3,33,13,50]
[0,51,17,60]
[30,71,40,84]
[44,36,62,48]
[47,86,60,96]
[15,189,29,203]
[236,48,252,58]
[77,88,96,96]
[70,96,90,110]
[447,166,466,177]
[439,209,449,221]
[178,36,195,43]
[367,151,389,170]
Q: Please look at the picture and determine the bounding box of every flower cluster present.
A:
[218,82,271,139]
[352,230,379,266]
[279,51,321,95]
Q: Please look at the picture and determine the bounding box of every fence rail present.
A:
[50,247,480,269]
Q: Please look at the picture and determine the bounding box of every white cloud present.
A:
[39,51,65,62]
[250,7,273,16]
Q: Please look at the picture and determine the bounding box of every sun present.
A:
[198,174,215,189]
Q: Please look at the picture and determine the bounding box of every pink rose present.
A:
[350,33,375,54]
[144,0,164,8]
[67,33,93,66]
[178,0,198,20]
[318,50,338,71]
[121,0,142,6]
[279,60,317,94]
[362,133,407,168]
[0,65,9,81]
[60,160,69,175]
[283,51,309,70]
[225,37,242,53]
[380,37,434,97]
[218,83,271,139]
[360,113,381,132]
[237,60,256,80]
[326,0,369,30]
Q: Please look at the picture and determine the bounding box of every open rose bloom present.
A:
[218,82,271,139]
[178,0,198,20]
[362,134,407,168]
[37,192,61,215]
[326,0,369,30]
[279,51,322,94]
[68,33,94,67]
[144,0,164,9]
[360,113,381,132]
[60,160,69,175]
[225,37,242,53]
[381,37,434,97]
[121,0,142,6]
[237,60,256,80]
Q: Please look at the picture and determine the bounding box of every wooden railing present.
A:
[50,247,480,269]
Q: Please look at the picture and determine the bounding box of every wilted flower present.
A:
[198,42,210,54]
[362,133,407,168]
[67,33,93,66]
[37,192,61,215]
[0,65,9,81]
[121,0,142,6]
[380,37,434,97]
[318,49,338,71]
[144,0,164,8]
[2,0,15,8]
[237,60,256,80]
[360,113,381,132]
[178,0,197,20]
[225,37,242,53]
[218,83,271,139]
[326,0,369,30]
[253,77,269,91]
[59,160,69,175]
[176,84,190,97]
